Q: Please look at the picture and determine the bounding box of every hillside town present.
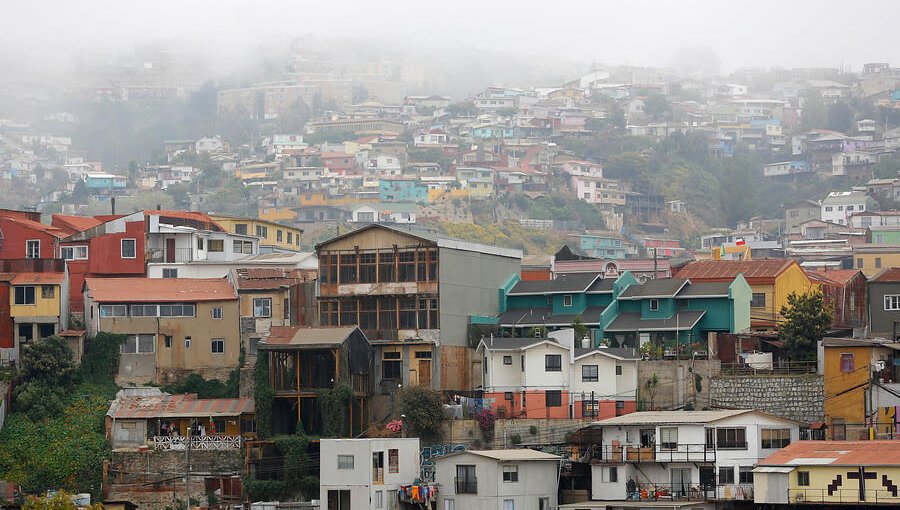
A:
[5,4,900,510]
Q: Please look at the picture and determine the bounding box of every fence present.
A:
[790,488,900,504]
[151,435,242,451]
[719,360,817,376]
[592,443,715,463]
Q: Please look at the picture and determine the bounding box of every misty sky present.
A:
[2,0,898,74]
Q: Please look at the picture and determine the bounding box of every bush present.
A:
[398,386,444,441]
[318,383,353,437]
[254,352,273,439]
[529,425,538,435]
[476,408,496,431]
[510,433,522,445]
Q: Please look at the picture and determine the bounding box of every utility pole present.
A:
[185,424,192,508]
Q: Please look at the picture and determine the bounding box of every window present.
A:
[287,232,293,244]
[159,304,195,317]
[212,307,223,319]
[502,500,514,510]
[398,251,416,282]
[337,454,354,469]
[249,337,260,355]
[876,257,882,268]
[211,339,225,354]
[378,252,394,282]
[60,245,88,260]
[276,230,283,242]
[797,471,810,486]
[162,268,178,278]
[388,448,399,474]
[545,354,562,372]
[563,294,573,307]
[825,206,833,211]
[339,254,357,283]
[398,297,417,329]
[582,365,599,382]
[235,224,248,235]
[607,466,618,483]
[197,238,205,250]
[750,293,766,308]
[716,427,747,449]
[718,466,735,484]
[40,285,54,299]
[616,365,623,376]
[359,253,377,283]
[877,234,884,244]
[185,336,191,348]
[841,353,854,372]
[253,298,272,318]
[14,286,35,305]
[327,490,350,510]
[538,498,550,510]
[130,304,158,317]
[857,257,864,268]
[121,238,136,258]
[504,392,514,401]
[255,225,268,238]
[885,295,900,310]
[164,335,172,348]
[739,466,754,484]
[660,427,678,449]
[374,491,383,509]
[761,428,791,449]
[100,304,127,317]
[382,351,402,379]
[546,390,562,407]
[847,205,854,211]
[233,240,253,254]
[649,298,659,311]
[25,240,39,259]
[122,334,155,354]
[582,400,599,417]
[502,465,519,482]
[208,239,224,252]
[456,465,477,494]
[503,355,513,365]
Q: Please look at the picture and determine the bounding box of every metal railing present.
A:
[454,477,478,494]
[151,435,242,450]
[626,483,753,501]
[790,488,900,504]
[594,444,716,463]
[148,247,194,263]
[719,360,817,375]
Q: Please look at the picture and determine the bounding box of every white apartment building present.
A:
[319,438,421,510]
[821,191,874,225]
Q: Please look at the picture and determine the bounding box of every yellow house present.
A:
[10,272,67,347]
[853,244,900,277]
[211,213,304,252]
[256,207,297,223]
[675,259,819,330]
[754,441,900,505]
[822,337,898,440]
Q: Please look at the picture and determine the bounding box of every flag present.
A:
[735,237,746,246]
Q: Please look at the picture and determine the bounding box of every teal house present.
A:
[571,233,628,260]
[379,179,428,204]
[494,271,751,357]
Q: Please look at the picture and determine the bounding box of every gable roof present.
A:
[0,215,69,239]
[574,346,640,361]
[11,272,65,285]
[807,269,862,286]
[108,392,254,419]
[51,214,104,234]
[674,260,797,284]
[85,277,237,302]
[259,326,364,349]
[619,278,689,299]
[316,223,521,259]
[870,267,900,283]
[508,272,601,295]
[478,337,561,352]
[759,441,900,467]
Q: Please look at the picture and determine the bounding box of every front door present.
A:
[418,359,432,387]
[670,468,691,497]
[165,238,176,263]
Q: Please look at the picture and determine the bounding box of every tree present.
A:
[571,316,589,342]
[643,93,671,121]
[398,385,444,441]
[643,373,660,410]
[780,291,832,361]
[22,490,103,510]
[826,101,854,133]
[14,336,76,420]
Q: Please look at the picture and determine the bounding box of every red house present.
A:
[807,269,867,329]
[0,209,69,260]
[320,152,357,174]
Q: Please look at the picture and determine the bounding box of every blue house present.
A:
[379,179,428,204]
[571,233,629,260]
[85,173,127,193]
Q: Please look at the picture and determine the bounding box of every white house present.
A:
[573,410,800,507]
[433,449,561,510]
[476,329,639,420]
[821,191,874,225]
[319,438,420,510]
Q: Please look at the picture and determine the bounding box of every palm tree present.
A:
[643,373,660,410]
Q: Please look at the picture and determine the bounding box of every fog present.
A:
[2,0,899,85]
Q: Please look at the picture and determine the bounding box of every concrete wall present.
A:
[710,374,824,423]
[637,359,721,410]
[439,418,592,449]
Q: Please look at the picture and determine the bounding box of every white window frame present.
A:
[25,239,40,259]
[212,307,223,319]
[563,294,573,307]
[660,427,678,449]
[649,298,659,311]
[100,304,127,317]
[121,238,137,259]
[162,268,178,279]
[885,295,900,311]
[253,297,272,318]
[121,334,155,354]
[337,454,354,469]
[211,338,225,354]
[502,465,519,483]
[60,245,88,260]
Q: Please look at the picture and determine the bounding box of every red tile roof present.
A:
[760,441,900,466]
[146,210,224,231]
[870,267,900,283]
[674,259,797,284]
[85,277,236,302]
[11,272,65,285]
[51,214,103,234]
[109,393,254,419]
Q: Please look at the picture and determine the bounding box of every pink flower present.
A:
[386,419,403,432]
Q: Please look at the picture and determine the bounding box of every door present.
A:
[165,238,176,263]
[670,468,691,497]
[418,359,432,387]
[327,490,350,510]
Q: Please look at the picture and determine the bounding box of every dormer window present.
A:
[563,294,573,307]
[649,299,659,311]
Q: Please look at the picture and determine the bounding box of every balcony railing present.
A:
[626,483,753,501]
[594,444,715,463]
[151,435,242,450]
[454,477,477,494]
[790,488,900,504]
[148,247,194,263]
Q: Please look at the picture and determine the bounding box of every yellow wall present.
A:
[256,207,297,223]
[239,290,290,322]
[212,215,303,251]
[10,284,60,318]
[855,251,900,277]
[823,346,871,430]
[296,194,378,206]
[773,263,820,323]
[428,188,469,203]
[789,465,900,503]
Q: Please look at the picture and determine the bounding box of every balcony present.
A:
[454,477,477,494]
[596,444,715,463]
[148,247,194,263]
[151,435,242,450]
[790,488,899,504]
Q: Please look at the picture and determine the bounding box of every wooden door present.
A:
[417,359,432,387]
[165,238,176,263]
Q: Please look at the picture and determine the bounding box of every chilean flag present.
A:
[735,237,746,246]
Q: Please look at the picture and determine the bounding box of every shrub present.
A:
[398,386,444,441]
[476,408,496,431]
[510,433,522,445]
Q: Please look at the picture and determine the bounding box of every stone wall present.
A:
[709,374,824,423]
[637,359,722,410]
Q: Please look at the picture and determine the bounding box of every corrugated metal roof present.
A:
[620,278,689,299]
[11,272,65,285]
[108,393,254,419]
[85,277,237,302]
[870,267,900,283]
[674,259,795,284]
[588,409,754,426]
[760,441,900,466]
[259,326,362,349]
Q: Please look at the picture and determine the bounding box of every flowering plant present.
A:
[386,419,403,433]
[476,408,497,431]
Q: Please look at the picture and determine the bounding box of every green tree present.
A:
[643,93,671,121]
[254,352,274,439]
[780,291,832,361]
[14,336,77,420]
[571,316,589,341]
[318,382,353,437]
[21,490,103,510]
[398,385,444,441]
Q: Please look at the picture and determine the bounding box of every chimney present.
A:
[110,196,116,215]
[156,204,161,211]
